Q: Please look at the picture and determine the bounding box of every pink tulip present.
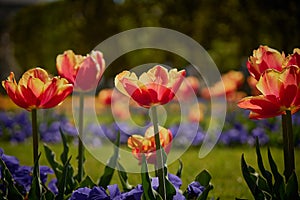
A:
[56,50,105,92]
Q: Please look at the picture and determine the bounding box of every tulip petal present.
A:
[238,96,283,119]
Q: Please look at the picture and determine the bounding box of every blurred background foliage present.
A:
[2,0,300,84]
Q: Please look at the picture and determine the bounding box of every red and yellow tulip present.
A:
[128,126,173,165]
[2,67,73,111]
[56,50,105,92]
[115,65,186,108]
[247,45,284,80]
[238,65,300,119]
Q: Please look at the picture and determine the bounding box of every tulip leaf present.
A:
[285,171,299,199]
[55,156,72,200]
[176,159,183,178]
[267,148,285,199]
[44,144,63,178]
[195,170,211,187]
[197,183,213,200]
[98,132,120,189]
[28,153,42,200]
[117,161,133,192]
[165,174,176,200]
[255,138,273,191]
[0,157,23,200]
[141,155,162,200]
[79,175,97,188]
[241,154,265,199]
[59,128,69,165]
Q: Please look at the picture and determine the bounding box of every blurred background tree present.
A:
[1,0,300,89]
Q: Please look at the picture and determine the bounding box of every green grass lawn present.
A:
[1,141,299,200]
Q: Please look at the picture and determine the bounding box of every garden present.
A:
[0,45,300,200]
[0,1,300,200]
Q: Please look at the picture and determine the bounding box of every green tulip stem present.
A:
[31,108,38,165]
[281,110,295,182]
[151,106,166,200]
[78,92,85,182]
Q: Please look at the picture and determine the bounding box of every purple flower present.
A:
[186,181,205,198]
[168,173,182,189]
[13,166,32,192]
[70,187,91,200]
[169,123,204,147]
[107,184,121,199]
[48,178,58,195]
[0,149,20,174]
[88,186,109,200]
[121,184,143,200]
[40,166,54,183]
[248,127,269,146]
[12,165,53,192]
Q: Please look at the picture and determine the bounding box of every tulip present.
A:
[284,48,300,67]
[201,70,244,101]
[247,45,284,80]
[56,50,105,92]
[98,88,113,106]
[57,49,105,182]
[2,67,73,166]
[238,65,300,119]
[116,65,185,199]
[115,65,186,108]
[128,126,172,165]
[2,68,73,111]
[239,65,300,182]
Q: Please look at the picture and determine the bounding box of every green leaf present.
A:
[98,132,120,189]
[141,155,162,200]
[165,174,176,200]
[197,184,213,200]
[55,156,72,200]
[79,175,96,188]
[0,157,23,199]
[195,170,211,187]
[59,128,69,165]
[117,162,133,192]
[44,144,63,178]
[285,171,300,200]
[255,138,273,191]
[267,148,285,199]
[176,159,183,178]
[28,153,42,200]
[241,154,265,199]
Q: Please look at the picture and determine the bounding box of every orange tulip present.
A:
[115,65,186,108]
[238,65,300,119]
[97,88,113,105]
[2,68,73,111]
[128,126,173,164]
[56,50,105,92]
[200,70,244,101]
[247,45,284,80]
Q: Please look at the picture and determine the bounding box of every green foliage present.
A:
[10,0,300,77]
[98,132,120,188]
[0,157,23,200]
[241,140,300,200]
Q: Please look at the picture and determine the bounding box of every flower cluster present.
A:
[238,46,300,119]
[0,148,53,194]
[0,110,77,143]
[69,173,206,200]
